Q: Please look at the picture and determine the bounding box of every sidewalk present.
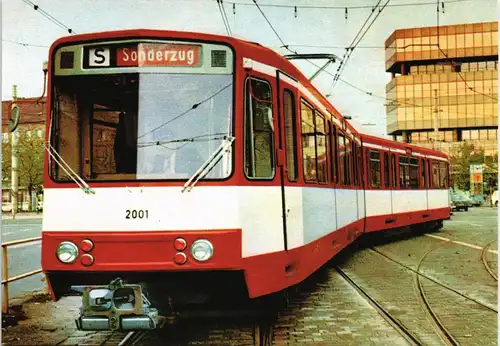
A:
[2,293,83,346]
[1,212,43,221]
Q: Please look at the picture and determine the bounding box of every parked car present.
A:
[492,190,498,207]
[451,194,472,211]
[470,195,484,207]
[448,188,456,213]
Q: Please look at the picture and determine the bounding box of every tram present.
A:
[40,29,450,332]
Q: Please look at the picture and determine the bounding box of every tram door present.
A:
[276,71,300,252]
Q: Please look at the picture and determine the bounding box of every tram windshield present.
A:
[50,73,233,182]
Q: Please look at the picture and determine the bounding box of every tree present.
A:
[484,152,498,194]
[448,141,484,191]
[2,136,12,185]
[1,127,45,212]
[18,127,45,211]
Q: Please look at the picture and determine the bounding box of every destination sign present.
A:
[118,44,201,67]
[83,43,202,69]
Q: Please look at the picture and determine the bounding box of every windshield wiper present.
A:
[46,142,95,195]
[181,135,235,193]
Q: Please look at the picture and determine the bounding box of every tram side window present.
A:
[409,157,419,188]
[421,159,427,188]
[399,155,410,188]
[383,152,390,188]
[283,90,297,181]
[369,150,381,188]
[357,144,363,186]
[391,154,397,188]
[244,78,274,179]
[301,102,317,182]
[427,160,431,188]
[352,141,358,186]
[431,160,440,188]
[338,133,346,185]
[329,123,337,183]
[316,113,328,184]
[345,137,352,186]
[439,161,447,188]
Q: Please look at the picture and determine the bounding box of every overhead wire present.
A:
[279,44,387,50]
[331,0,391,89]
[216,0,232,36]
[252,0,287,47]
[225,0,470,10]
[3,39,49,48]
[20,0,75,34]
[220,0,233,35]
[295,57,494,120]
[331,1,381,88]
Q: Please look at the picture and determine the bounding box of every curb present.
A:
[2,215,43,221]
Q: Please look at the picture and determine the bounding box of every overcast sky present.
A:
[2,0,498,136]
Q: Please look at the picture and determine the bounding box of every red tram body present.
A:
[40,29,450,331]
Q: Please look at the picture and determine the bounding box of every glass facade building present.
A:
[385,22,498,158]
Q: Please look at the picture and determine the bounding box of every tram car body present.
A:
[41,29,450,331]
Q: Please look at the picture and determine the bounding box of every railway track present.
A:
[481,240,498,282]
[117,330,150,346]
[370,243,497,346]
[414,246,460,346]
[371,248,498,313]
[111,310,274,346]
[336,240,498,346]
[335,265,424,346]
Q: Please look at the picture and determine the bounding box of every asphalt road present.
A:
[1,218,44,301]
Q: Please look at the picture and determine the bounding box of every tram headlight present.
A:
[190,239,214,262]
[56,241,79,264]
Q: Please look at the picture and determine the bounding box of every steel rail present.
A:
[370,248,497,313]
[117,330,150,346]
[415,246,461,346]
[335,265,424,346]
[481,240,498,282]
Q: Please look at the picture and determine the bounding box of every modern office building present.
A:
[385,22,498,161]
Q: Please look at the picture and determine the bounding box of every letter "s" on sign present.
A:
[89,47,110,67]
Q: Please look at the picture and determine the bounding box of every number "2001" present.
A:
[125,209,149,219]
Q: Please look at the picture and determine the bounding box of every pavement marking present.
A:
[3,232,12,236]
[446,220,483,227]
[19,228,32,232]
[425,234,498,254]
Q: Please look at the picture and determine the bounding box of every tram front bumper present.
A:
[76,315,157,331]
[72,278,159,331]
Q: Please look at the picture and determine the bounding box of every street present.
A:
[1,217,44,301]
[2,206,497,345]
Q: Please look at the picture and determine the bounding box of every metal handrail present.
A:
[2,236,43,313]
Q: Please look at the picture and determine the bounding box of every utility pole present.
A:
[11,85,19,218]
[433,89,439,150]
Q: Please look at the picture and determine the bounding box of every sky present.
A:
[1,0,498,137]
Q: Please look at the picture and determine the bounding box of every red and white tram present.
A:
[40,29,450,331]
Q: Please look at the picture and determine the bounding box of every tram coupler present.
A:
[71,278,159,331]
